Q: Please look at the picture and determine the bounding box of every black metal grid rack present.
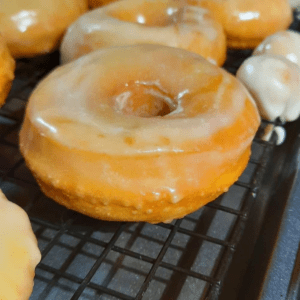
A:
[0,13,300,300]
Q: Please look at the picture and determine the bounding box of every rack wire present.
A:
[0,12,299,300]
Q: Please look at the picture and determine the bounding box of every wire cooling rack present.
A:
[0,12,300,300]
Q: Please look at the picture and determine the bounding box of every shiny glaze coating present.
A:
[254,30,300,67]
[237,54,300,122]
[0,190,41,300]
[0,0,88,58]
[61,0,226,66]
[0,34,15,107]
[20,45,260,223]
[189,0,292,49]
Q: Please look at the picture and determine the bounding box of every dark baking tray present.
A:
[0,12,300,300]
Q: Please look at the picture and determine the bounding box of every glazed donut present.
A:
[60,0,226,66]
[88,0,117,9]
[0,0,88,58]
[189,0,292,49]
[0,34,15,107]
[237,54,300,122]
[20,44,260,223]
[0,190,41,300]
[253,30,300,67]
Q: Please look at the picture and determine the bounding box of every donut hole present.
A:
[108,2,179,27]
[112,81,177,117]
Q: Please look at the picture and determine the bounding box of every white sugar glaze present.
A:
[237,54,300,122]
[26,45,251,156]
[253,30,300,67]
[261,124,286,145]
[274,126,287,145]
[60,0,225,65]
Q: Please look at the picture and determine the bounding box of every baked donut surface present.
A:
[20,45,260,223]
[0,0,88,58]
[60,0,226,66]
[253,30,300,67]
[0,34,15,107]
[190,0,292,49]
[237,54,300,122]
[0,190,41,300]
